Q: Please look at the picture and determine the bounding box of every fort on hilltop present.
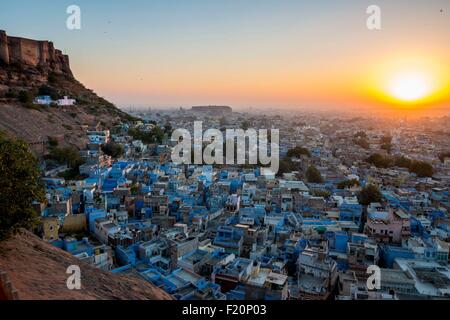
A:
[0,30,72,76]
[191,105,232,114]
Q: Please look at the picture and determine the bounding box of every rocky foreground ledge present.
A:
[0,230,173,300]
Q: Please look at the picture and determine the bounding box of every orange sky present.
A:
[2,1,449,114]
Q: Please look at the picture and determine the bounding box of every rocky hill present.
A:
[0,32,169,300]
[0,230,173,300]
[0,30,136,152]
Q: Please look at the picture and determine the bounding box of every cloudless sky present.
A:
[1,0,449,113]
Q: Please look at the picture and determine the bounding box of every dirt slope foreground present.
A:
[0,230,173,300]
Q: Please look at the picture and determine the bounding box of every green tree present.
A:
[47,146,84,169]
[354,131,367,139]
[306,165,323,183]
[0,133,45,239]
[101,142,124,158]
[18,90,33,104]
[366,153,391,168]
[130,183,140,195]
[37,85,59,99]
[151,126,165,143]
[287,146,311,158]
[409,160,433,178]
[380,136,392,154]
[311,189,331,197]
[358,184,382,206]
[353,132,370,149]
[128,126,164,144]
[380,135,392,145]
[337,179,360,189]
[164,123,173,134]
[381,143,392,154]
[277,157,297,176]
[394,156,412,169]
[47,136,59,148]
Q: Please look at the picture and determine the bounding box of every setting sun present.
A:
[388,72,433,102]
[364,54,450,111]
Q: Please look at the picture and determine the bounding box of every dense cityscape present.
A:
[29,104,450,300]
[0,1,449,308]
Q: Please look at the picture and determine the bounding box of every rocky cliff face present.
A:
[0,30,72,76]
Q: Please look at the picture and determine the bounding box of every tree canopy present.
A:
[337,179,360,189]
[366,153,433,177]
[358,184,382,206]
[277,157,298,176]
[47,146,84,169]
[306,165,323,183]
[352,133,370,149]
[354,131,367,139]
[102,142,124,158]
[128,126,164,144]
[287,146,311,158]
[394,156,412,169]
[367,153,391,168]
[409,160,433,178]
[18,90,33,104]
[0,132,45,240]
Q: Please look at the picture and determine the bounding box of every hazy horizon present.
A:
[1,0,449,116]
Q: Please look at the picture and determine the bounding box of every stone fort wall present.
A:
[0,30,72,75]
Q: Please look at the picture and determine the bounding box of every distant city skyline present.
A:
[1,0,449,114]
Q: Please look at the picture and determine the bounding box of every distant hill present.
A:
[0,30,136,152]
[0,230,173,300]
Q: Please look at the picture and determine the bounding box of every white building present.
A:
[35,95,53,105]
[57,96,76,106]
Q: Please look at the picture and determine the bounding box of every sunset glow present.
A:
[0,0,449,115]
[1,0,450,305]
[363,51,450,113]
[388,72,433,102]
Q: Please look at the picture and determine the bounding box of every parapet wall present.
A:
[0,30,72,75]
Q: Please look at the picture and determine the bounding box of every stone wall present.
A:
[0,30,72,76]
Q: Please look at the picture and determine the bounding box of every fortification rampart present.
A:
[0,30,72,75]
